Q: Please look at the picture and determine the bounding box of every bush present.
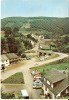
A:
[21,53,26,58]
[1,92,15,99]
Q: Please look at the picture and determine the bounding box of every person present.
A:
[2,65,5,72]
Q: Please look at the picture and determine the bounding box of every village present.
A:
[1,0,69,98]
[0,34,69,99]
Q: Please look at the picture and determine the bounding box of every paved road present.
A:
[1,52,68,99]
[1,58,42,99]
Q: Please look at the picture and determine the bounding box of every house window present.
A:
[47,80,50,85]
[44,78,46,81]
[66,89,68,93]
[51,84,53,88]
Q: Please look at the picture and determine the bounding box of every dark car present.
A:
[26,57,31,60]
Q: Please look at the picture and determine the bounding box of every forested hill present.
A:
[1,17,69,37]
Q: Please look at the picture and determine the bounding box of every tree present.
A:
[1,93,15,99]
[49,43,56,49]
[1,35,9,53]
[4,27,12,37]
[13,27,19,33]
[62,36,69,44]
[53,36,69,53]
[18,42,26,56]
[27,33,31,38]
[24,40,32,50]
[7,35,18,53]
[21,53,26,58]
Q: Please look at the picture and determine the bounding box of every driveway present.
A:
[1,52,68,99]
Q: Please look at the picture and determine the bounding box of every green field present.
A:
[30,62,69,74]
[2,72,24,84]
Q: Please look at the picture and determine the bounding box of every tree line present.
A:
[1,27,33,56]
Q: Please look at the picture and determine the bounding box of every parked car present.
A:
[33,79,42,89]
[34,63,38,66]
[21,89,29,99]
[34,73,41,79]
[40,57,44,61]
[31,70,35,76]
[44,55,49,59]
[26,57,31,60]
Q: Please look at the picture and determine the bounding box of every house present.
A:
[1,54,10,67]
[39,35,44,40]
[41,69,69,99]
[31,34,39,40]
[30,40,35,47]
[6,53,19,64]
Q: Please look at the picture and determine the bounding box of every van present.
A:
[21,89,29,99]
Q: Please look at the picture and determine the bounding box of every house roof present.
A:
[52,77,69,96]
[2,50,7,54]
[43,69,69,96]
[6,53,18,59]
[1,54,9,61]
[45,69,66,83]
[43,77,69,96]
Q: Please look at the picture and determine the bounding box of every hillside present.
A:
[1,17,69,38]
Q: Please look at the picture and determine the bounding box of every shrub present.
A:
[1,92,15,99]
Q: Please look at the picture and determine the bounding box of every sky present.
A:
[1,0,69,18]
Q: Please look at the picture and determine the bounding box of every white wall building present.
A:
[41,69,69,99]
[1,54,10,67]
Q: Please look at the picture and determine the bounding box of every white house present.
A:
[30,40,35,47]
[41,69,69,99]
[6,53,19,64]
[1,54,10,67]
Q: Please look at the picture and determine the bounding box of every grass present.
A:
[35,54,59,62]
[2,72,24,84]
[46,54,59,60]
[1,92,15,99]
[30,62,69,74]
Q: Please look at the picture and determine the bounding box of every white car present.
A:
[31,71,35,75]
[40,58,44,61]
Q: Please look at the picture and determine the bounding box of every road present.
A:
[1,52,68,99]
